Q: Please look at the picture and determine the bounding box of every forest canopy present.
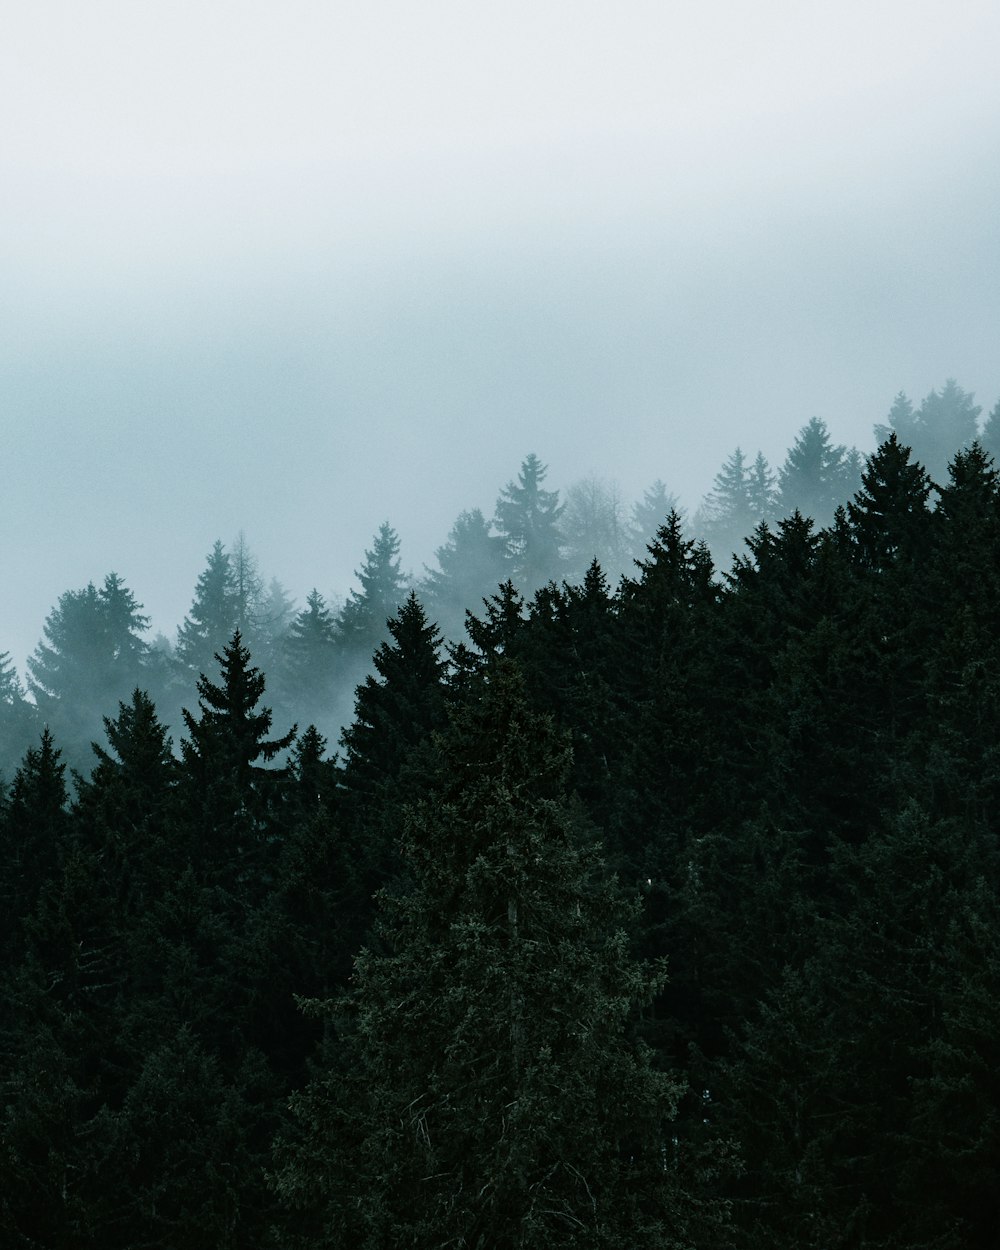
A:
[2,382,999,1247]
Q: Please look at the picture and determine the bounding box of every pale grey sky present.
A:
[3,1,1000,673]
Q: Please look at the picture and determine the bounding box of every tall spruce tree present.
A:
[776,417,856,527]
[276,662,714,1249]
[176,541,239,680]
[27,573,151,769]
[339,591,449,901]
[697,447,773,565]
[494,453,565,593]
[276,588,340,735]
[179,630,296,890]
[336,523,407,673]
[630,480,681,560]
[846,433,934,570]
[0,652,36,784]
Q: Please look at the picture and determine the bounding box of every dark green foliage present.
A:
[267,727,363,1002]
[8,404,1000,1247]
[518,562,625,827]
[339,591,449,901]
[846,433,934,570]
[0,729,70,962]
[457,579,530,682]
[339,592,447,808]
[181,630,296,782]
[180,630,296,886]
[277,663,717,1249]
[722,803,1000,1249]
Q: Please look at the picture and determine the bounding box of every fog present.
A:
[4,1,1000,674]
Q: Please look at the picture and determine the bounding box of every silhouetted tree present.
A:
[179,630,296,890]
[276,663,712,1249]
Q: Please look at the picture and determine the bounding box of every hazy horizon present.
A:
[5,1,1000,677]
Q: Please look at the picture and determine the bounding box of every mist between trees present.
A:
[2,378,1000,1246]
[3,379,994,780]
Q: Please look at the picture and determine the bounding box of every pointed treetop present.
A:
[176,540,238,675]
[847,433,934,569]
[776,417,855,527]
[181,629,295,773]
[494,453,565,593]
[337,522,407,656]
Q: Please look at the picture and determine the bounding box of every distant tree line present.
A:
[2,380,1000,1246]
[5,378,994,783]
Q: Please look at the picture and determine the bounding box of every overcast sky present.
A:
[4,1,1000,674]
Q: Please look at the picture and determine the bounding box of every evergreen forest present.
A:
[3,380,1000,1247]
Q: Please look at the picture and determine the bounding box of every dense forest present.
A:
[2,379,1000,1247]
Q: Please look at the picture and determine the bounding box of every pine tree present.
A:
[276,589,340,736]
[339,592,449,901]
[0,651,36,785]
[276,663,710,1249]
[697,447,772,566]
[630,480,681,561]
[746,451,777,524]
[339,592,447,808]
[176,541,238,679]
[874,390,915,447]
[253,575,297,682]
[846,434,934,571]
[231,531,266,637]
[458,580,530,678]
[0,728,69,965]
[494,453,565,593]
[776,417,854,526]
[27,574,151,769]
[179,630,296,889]
[336,523,407,671]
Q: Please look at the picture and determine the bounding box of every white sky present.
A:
[3,0,1000,675]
